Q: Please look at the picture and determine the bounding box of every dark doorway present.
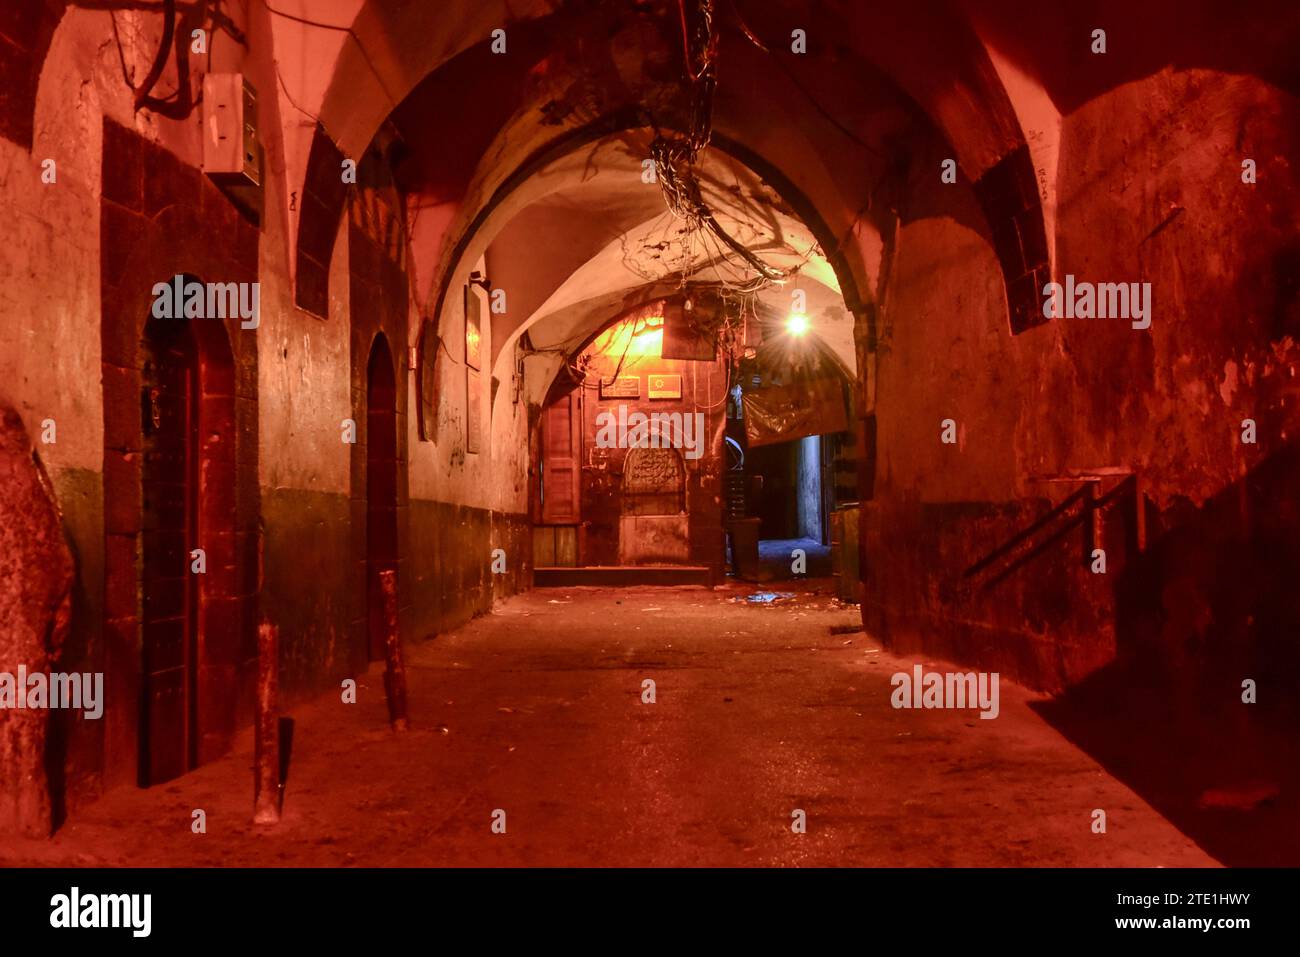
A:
[138,308,238,786]
[139,316,199,785]
[746,435,829,543]
[366,334,398,661]
[729,431,845,581]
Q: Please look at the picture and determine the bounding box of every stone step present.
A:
[534,565,713,588]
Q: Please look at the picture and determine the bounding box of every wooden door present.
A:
[540,393,581,525]
[140,320,199,785]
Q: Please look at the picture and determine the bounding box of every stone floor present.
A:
[2,580,1216,867]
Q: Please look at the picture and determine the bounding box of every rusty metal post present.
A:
[253,621,280,824]
[380,569,409,730]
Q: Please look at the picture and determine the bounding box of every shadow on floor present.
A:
[1032,669,1299,866]
[1034,442,1300,866]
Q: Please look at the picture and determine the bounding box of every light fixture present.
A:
[593,314,664,358]
[785,313,810,336]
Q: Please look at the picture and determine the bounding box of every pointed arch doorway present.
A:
[138,302,238,786]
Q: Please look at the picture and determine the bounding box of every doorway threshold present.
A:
[535,565,712,587]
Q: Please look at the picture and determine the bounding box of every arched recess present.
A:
[416,121,875,436]
[345,153,411,664]
[620,446,689,564]
[0,1,67,149]
[412,116,879,578]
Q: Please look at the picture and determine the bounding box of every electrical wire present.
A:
[258,0,399,111]
[647,0,793,300]
[107,0,206,118]
[600,314,640,388]
[132,0,175,107]
[257,0,351,31]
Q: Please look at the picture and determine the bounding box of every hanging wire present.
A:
[647,0,792,297]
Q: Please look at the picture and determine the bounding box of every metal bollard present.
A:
[380,569,409,731]
[253,621,280,824]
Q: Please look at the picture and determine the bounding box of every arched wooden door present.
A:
[138,306,237,785]
[139,315,199,784]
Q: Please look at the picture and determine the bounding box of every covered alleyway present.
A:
[2,0,1299,888]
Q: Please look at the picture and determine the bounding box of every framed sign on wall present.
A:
[599,375,640,399]
[648,374,682,399]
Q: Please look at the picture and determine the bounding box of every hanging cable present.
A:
[131,0,175,107]
[650,0,791,298]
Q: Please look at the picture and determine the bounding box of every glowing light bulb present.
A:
[786,313,810,336]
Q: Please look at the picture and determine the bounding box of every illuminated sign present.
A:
[599,376,640,399]
[648,374,682,400]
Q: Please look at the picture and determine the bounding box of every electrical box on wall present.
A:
[662,295,718,361]
[202,74,260,186]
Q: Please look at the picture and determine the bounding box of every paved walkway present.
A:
[3,581,1216,866]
